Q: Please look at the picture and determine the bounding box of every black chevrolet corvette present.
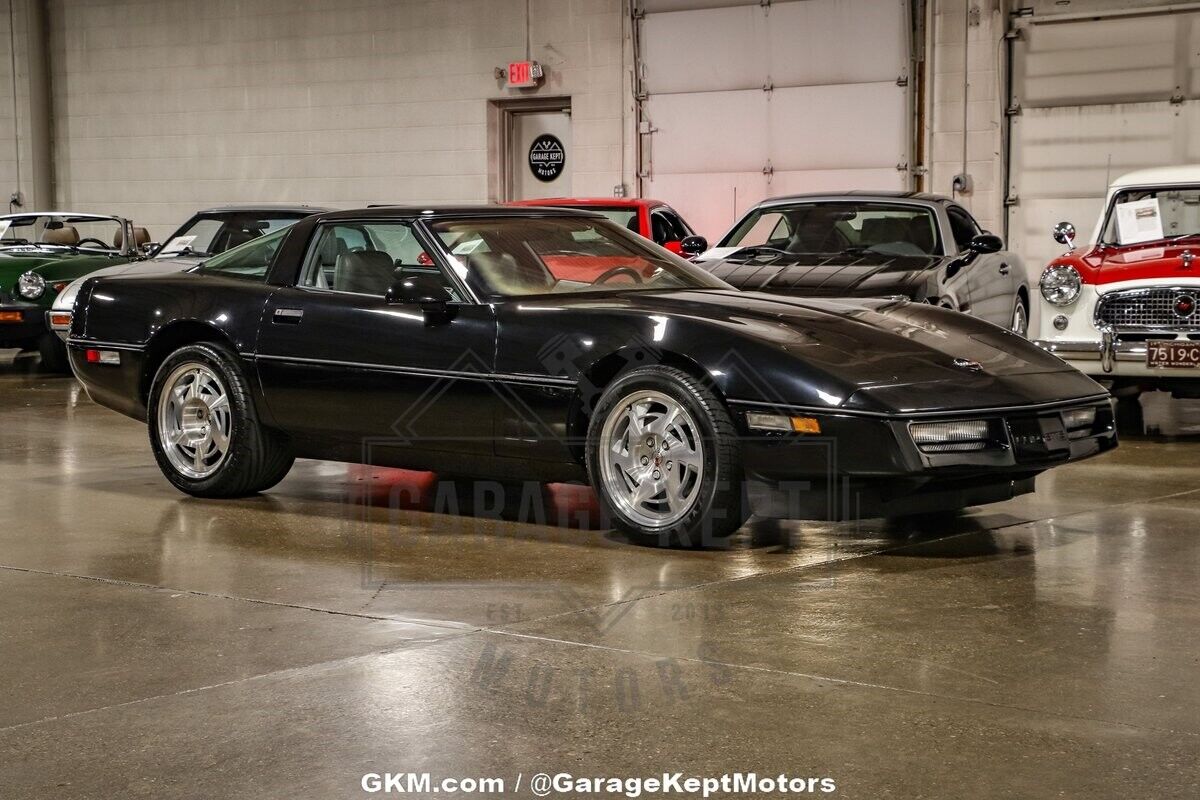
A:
[66,206,1115,547]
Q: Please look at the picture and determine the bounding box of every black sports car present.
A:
[697,192,1032,336]
[66,206,1115,547]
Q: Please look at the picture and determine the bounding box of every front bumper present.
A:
[734,396,1116,520]
[0,304,48,347]
[1035,335,1200,381]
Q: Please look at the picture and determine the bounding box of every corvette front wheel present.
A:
[587,366,747,548]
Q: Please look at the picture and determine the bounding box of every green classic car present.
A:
[0,212,150,370]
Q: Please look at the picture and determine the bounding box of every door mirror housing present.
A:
[1052,221,1076,246]
[385,273,456,324]
[968,233,1004,254]
[679,235,708,257]
[140,242,160,258]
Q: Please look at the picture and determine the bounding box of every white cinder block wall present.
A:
[927,0,1007,234]
[48,0,634,238]
[1,0,41,209]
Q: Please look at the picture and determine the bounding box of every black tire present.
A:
[147,342,294,497]
[37,333,70,374]
[586,365,747,548]
[1115,394,1144,436]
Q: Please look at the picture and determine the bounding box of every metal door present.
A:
[508,110,573,200]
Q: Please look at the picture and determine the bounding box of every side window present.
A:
[200,227,288,282]
[736,212,791,247]
[657,209,690,241]
[299,222,460,299]
[947,206,980,251]
[663,208,694,237]
[650,211,675,245]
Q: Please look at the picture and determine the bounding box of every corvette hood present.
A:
[570,289,1104,414]
[83,255,204,280]
[706,251,942,299]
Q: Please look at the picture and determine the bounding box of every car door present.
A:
[947,205,1012,327]
[254,218,499,462]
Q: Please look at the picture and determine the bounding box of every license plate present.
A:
[1008,415,1070,462]
[1147,340,1200,368]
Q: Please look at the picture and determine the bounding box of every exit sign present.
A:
[506,60,543,89]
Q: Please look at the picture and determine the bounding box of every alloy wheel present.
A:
[597,389,705,529]
[156,362,232,479]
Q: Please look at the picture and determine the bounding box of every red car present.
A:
[509,197,707,257]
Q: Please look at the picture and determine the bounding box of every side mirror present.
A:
[679,235,708,257]
[140,242,160,257]
[969,233,1004,253]
[385,273,456,324]
[1052,221,1076,246]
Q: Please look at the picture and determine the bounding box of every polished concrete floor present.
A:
[1,351,1198,799]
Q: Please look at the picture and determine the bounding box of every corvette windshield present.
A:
[159,212,308,257]
[1101,187,1200,245]
[720,202,942,257]
[428,216,728,298]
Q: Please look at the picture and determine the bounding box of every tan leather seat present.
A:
[113,226,151,249]
[41,226,80,246]
[333,250,395,295]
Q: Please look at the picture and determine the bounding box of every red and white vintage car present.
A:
[1034,166,1200,422]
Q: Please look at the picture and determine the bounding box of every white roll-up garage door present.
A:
[1007,5,1200,272]
[636,0,913,240]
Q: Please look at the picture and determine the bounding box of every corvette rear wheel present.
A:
[148,343,294,497]
[587,366,747,548]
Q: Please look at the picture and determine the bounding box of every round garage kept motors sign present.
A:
[528,134,566,182]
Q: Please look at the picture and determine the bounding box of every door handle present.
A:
[998,263,1011,275]
[273,308,304,324]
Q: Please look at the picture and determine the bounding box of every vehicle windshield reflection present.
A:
[425,216,729,299]
[721,202,943,257]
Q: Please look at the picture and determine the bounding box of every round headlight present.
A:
[1039,264,1081,306]
[17,271,46,300]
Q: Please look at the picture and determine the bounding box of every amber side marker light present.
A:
[49,313,72,327]
[745,412,822,434]
[0,311,23,323]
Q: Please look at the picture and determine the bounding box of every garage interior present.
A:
[3,1,1200,798]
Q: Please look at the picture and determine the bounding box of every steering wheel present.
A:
[593,266,644,285]
[77,237,110,249]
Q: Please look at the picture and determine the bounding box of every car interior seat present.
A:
[465,251,554,296]
[860,218,909,246]
[113,226,152,250]
[904,217,936,253]
[334,250,396,295]
[41,226,80,246]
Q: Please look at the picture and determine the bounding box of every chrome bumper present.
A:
[1035,327,1132,374]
